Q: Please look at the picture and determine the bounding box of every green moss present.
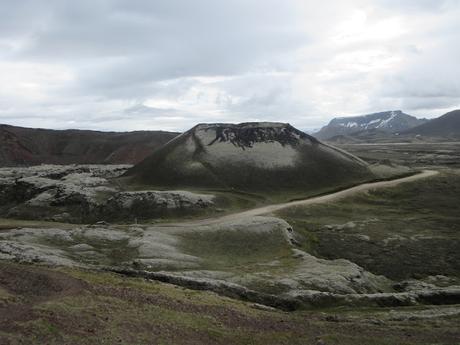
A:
[178,228,292,271]
[1,263,459,344]
[60,268,261,313]
[277,170,460,281]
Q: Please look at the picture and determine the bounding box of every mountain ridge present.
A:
[0,123,179,167]
[314,110,428,140]
[402,109,460,138]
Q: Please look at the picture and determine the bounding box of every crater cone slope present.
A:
[125,122,375,193]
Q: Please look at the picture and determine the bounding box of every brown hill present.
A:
[0,124,179,167]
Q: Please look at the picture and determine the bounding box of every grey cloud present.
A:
[14,1,306,63]
[377,0,458,12]
[377,32,460,113]
[5,0,308,101]
[402,97,460,111]
[0,0,459,131]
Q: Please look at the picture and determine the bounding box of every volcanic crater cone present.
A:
[124,122,374,193]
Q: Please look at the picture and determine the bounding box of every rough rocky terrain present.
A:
[0,122,459,344]
[0,165,216,223]
[1,169,458,313]
[277,168,460,307]
[1,262,459,345]
[3,214,459,311]
[0,216,389,298]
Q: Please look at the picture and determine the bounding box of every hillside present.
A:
[0,124,179,166]
[2,262,458,345]
[326,128,395,144]
[314,110,427,140]
[124,122,375,195]
[403,109,460,138]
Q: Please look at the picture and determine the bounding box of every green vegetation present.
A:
[1,132,460,344]
[1,262,459,345]
[178,228,293,272]
[277,169,460,281]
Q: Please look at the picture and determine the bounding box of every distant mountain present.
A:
[314,110,428,140]
[0,124,179,167]
[124,122,375,195]
[326,129,400,144]
[402,109,460,138]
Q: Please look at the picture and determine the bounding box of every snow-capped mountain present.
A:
[314,110,428,140]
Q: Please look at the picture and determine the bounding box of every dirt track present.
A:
[171,170,438,226]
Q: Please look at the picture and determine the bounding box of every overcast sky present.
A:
[0,0,459,132]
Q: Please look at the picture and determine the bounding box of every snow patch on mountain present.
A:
[314,110,428,140]
[376,111,398,129]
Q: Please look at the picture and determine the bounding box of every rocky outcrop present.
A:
[106,267,302,311]
[1,215,459,310]
[102,191,214,221]
[0,165,216,222]
[0,165,124,222]
[108,268,460,311]
[286,288,460,309]
[0,216,392,301]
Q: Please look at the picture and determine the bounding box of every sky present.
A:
[0,0,459,132]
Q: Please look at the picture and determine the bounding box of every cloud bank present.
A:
[0,0,459,131]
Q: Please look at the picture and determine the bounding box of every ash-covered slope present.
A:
[402,109,460,138]
[125,122,374,194]
[0,124,179,167]
[314,110,427,140]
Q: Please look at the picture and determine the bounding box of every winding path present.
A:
[169,170,438,226]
